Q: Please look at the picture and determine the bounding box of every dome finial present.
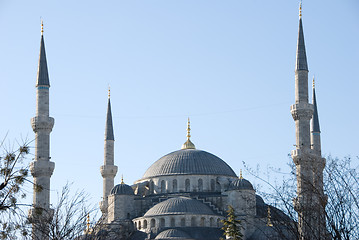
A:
[181,118,196,149]
[86,213,90,231]
[239,169,243,179]
[267,206,273,227]
[121,174,124,184]
[187,117,191,140]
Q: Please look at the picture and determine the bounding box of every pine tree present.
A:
[221,205,243,240]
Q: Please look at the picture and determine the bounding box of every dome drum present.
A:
[137,175,237,195]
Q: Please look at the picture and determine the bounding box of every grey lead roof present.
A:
[105,98,114,140]
[142,149,236,179]
[110,183,134,195]
[155,229,191,239]
[295,18,308,71]
[228,178,254,191]
[144,197,216,217]
[312,87,321,132]
[36,35,50,87]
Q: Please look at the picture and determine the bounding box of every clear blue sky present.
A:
[1,1,358,211]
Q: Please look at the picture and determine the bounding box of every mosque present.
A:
[29,4,326,240]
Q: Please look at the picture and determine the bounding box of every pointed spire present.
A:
[105,89,115,141]
[295,2,308,71]
[312,77,321,133]
[36,21,50,87]
[181,118,196,149]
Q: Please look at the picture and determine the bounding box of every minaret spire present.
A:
[296,2,308,72]
[105,87,114,141]
[37,21,50,87]
[311,77,321,134]
[29,21,55,240]
[100,89,118,218]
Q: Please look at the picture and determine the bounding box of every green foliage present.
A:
[221,205,243,240]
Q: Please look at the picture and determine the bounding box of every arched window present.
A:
[135,222,137,229]
[170,218,175,227]
[185,179,190,192]
[210,217,214,227]
[160,218,165,227]
[143,220,147,229]
[191,217,196,227]
[150,181,155,194]
[173,179,177,192]
[210,179,215,191]
[200,217,205,227]
[181,218,186,227]
[139,221,142,229]
[198,179,203,192]
[151,219,156,228]
[161,180,166,193]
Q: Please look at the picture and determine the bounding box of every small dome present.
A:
[144,197,215,217]
[110,183,134,195]
[155,229,191,239]
[142,149,236,179]
[228,178,254,191]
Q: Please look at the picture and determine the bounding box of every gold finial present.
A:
[108,85,111,98]
[86,213,90,231]
[187,118,191,140]
[41,20,44,35]
[121,174,124,184]
[239,169,243,180]
[312,76,315,89]
[267,206,273,227]
[181,118,196,150]
[299,1,302,18]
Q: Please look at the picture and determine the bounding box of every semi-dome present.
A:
[228,177,254,191]
[144,197,216,217]
[142,149,236,179]
[110,182,134,195]
[155,229,191,239]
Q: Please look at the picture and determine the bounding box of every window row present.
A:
[134,216,222,230]
[149,178,220,194]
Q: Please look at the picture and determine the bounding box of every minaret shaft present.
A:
[29,31,55,240]
[99,96,118,216]
[291,10,327,239]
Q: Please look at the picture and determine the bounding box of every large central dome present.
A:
[142,149,236,179]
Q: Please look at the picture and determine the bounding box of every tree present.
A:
[246,156,359,240]
[25,183,94,240]
[221,205,243,240]
[0,139,30,239]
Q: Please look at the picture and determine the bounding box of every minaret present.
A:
[311,77,327,239]
[291,4,327,239]
[99,88,118,217]
[29,21,55,239]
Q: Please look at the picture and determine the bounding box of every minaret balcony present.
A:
[100,165,118,178]
[31,116,54,132]
[290,103,313,120]
[30,160,55,177]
